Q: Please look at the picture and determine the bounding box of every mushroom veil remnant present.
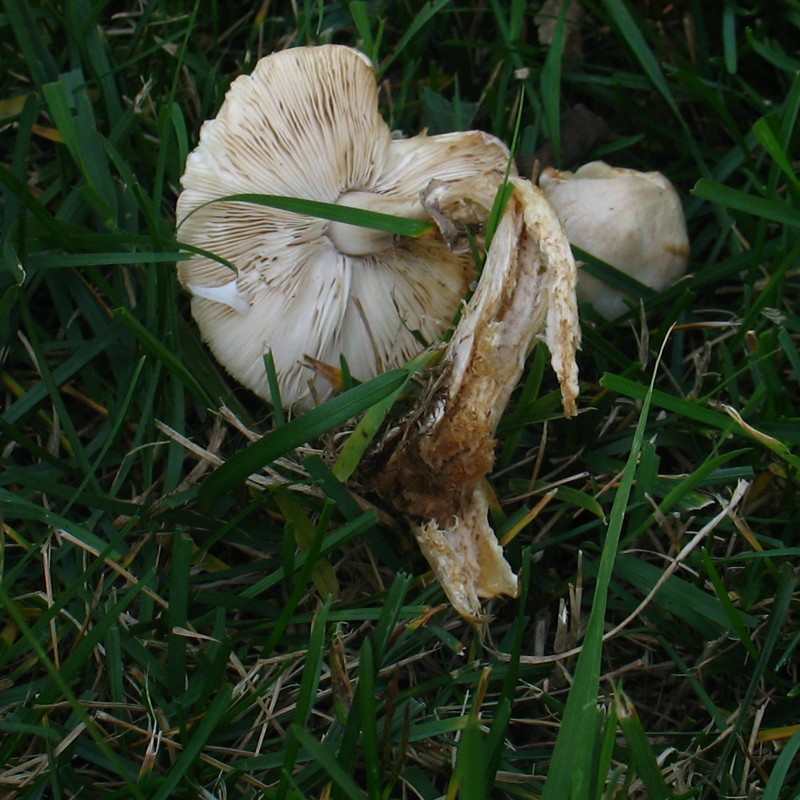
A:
[176,45,511,411]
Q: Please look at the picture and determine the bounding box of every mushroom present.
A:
[176,45,511,410]
[177,44,584,623]
[539,161,690,319]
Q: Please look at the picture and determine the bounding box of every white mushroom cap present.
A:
[176,45,511,410]
[539,161,690,320]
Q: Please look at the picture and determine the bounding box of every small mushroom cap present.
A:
[176,45,511,410]
[540,161,690,319]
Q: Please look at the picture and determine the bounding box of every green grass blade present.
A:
[349,1,377,63]
[332,348,437,481]
[659,638,727,731]
[602,373,800,469]
[260,504,334,658]
[379,0,452,76]
[371,572,414,663]
[115,306,213,406]
[151,684,234,800]
[304,455,363,521]
[41,73,117,223]
[264,351,286,427]
[242,510,379,599]
[1,331,112,425]
[291,725,369,800]
[198,368,410,511]
[483,550,531,789]
[711,564,798,792]
[574,246,657,299]
[358,638,382,799]
[601,0,680,118]
[166,532,193,695]
[277,598,333,798]
[692,178,800,228]
[763,728,800,800]
[594,701,619,799]
[180,192,434,238]
[1,0,59,85]
[0,579,145,798]
[542,347,660,800]
[699,548,759,659]
[449,709,488,800]
[612,554,757,637]
[615,688,674,799]
[539,0,571,165]
[63,356,146,513]
[722,5,738,75]
[753,116,800,193]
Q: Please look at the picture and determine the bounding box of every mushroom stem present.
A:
[328,191,428,256]
[373,177,580,622]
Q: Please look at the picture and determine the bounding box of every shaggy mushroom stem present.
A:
[372,176,581,622]
[328,190,429,256]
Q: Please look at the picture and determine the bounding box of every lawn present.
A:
[1,1,799,798]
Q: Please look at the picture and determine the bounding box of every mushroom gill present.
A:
[176,45,511,411]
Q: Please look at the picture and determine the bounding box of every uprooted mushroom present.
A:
[176,44,686,621]
[176,45,511,412]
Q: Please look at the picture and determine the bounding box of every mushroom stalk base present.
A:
[374,177,580,622]
[328,191,426,256]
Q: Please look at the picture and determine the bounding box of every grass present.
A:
[2,0,800,797]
